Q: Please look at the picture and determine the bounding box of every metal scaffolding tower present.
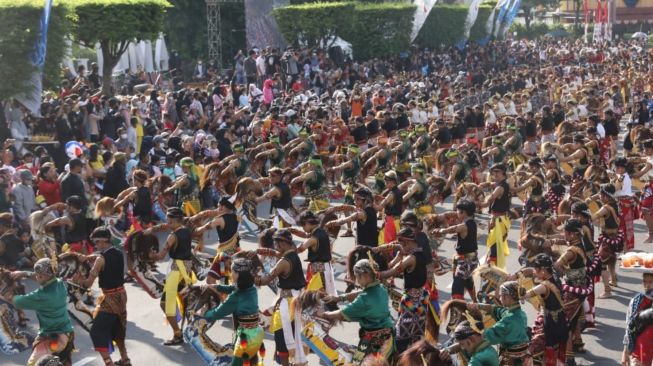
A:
[206,0,244,68]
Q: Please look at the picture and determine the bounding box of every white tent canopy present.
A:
[95,34,169,75]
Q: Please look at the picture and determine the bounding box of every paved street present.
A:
[6,191,642,366]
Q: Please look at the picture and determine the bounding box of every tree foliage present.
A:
[274,2,355,49]
[69,0,170,95]
[520,0,558,30]
[0,0,72,100]
[275,1,414,60]
[414,3,495,49]
[344,2,415,60]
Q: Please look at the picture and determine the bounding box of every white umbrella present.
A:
[632,32,648,40]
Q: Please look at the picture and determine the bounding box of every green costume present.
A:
[14,278,74,336]
[484,304,530,365]
[342,282,395,364]
[468,340,500,366]
[204,285,264,366]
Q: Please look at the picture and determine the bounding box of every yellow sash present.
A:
[486,215,511,269]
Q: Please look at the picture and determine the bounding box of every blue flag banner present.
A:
[494,0,513,37]
[501,0,522,38]
[16,0,52,116]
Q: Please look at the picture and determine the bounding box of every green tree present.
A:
[0,0,72,101]
[274,2,355,49]
[70,0,170,95]
[520,0,557,31]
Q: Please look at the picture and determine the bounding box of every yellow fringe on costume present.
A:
[308,198,330,212]
[486,215,511,269]
[164,260,197,316]
[270,297,295,333]
[307,274,324,292]
[182,199,200,216]
[396,162,411,174]
[414,205,433,219]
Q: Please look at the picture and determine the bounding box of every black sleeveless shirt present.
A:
[307,228,332,263]
[65,212,88,243]
[604,202,619,230]
[272,182,292,210]
[404,249,427,289]
[170,227,192,260]
[278,251,306,290]
[133,186,153,221]
[217,213,240,245]
[385,187,403,217]
[543,276,564,311]
[490,179,511,214]
[456,218,478,254]
[99,247,125,289]
[356,206,378,247]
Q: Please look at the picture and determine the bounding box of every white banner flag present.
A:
[411,0,438,41]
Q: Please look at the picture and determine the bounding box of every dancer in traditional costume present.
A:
[569,202,599,329]
[480,163,511,269]
[73,227,130,366]
[291,155,329,212]
[254,229,307,366]
[256,167,294,228]
[521,254,568,366]
[591,183,623,298]
[433,200,478,301]
[319,259,395,365]
[198,197,241,284]
[44,196,92,254]
[11,258,75,366]
[292,211,337,306]
[452,320,500,366]
[146,207,197,345]
[326,187,378,248]
[377,170,403,244]
[467,281,532,366]
[554,220,590,364]
[543,154,565,213]
[377,227,429,353]
[167,157,201,216]
[201,257,265,366]
[613,157,636,251]
[402,163,432,218]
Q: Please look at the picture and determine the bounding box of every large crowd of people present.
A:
[1,38,653,366]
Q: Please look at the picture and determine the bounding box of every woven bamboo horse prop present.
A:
[124,232,164,298]
[56,253,95,331]
[182,252,265,366]
[518,213,559,266]
[294,290,355,366]
[29,209,58,259]
[181,286,233,366]
[0,268,33,355]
